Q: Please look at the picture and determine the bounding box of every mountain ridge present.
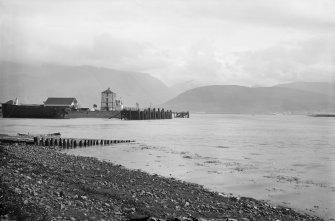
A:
[0,61,173,108]
[163,84,335,114]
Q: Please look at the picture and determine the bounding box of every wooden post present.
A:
[40,137,44,146]
[34,137,39,146]
[54,138,59,146]
[45,138,50,146]
[62,139,66,148]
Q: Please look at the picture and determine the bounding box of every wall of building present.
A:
[101,92,116,111]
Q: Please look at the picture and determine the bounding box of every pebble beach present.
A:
[0,143,324,221]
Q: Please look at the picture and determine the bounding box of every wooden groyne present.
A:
[34,137,134,149]
[0,134,134,149]
[121,108,173,120]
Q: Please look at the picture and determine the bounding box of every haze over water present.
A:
[1,114,334,220]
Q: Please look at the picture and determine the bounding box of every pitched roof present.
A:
[102,88,115,94]
[44,97,77,105]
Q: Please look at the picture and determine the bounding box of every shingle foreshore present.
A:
[0,143,324,221]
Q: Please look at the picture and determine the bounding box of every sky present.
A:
[1,0,335,87]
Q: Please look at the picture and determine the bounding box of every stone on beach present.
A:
[0,143,324,221]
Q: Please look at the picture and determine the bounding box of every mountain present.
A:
[274,81,335,96]
[169,80,201,96]
[163,84,335,114]
[0,61,173,108]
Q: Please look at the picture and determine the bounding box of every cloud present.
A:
[181,0,335,32]
[1,0,335,86]
[35,34,174,74]
[231,36,335,85]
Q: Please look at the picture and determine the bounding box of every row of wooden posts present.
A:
[33,136,133,148]
[121,108,173,120]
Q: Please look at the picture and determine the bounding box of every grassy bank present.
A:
[0,143,323,221]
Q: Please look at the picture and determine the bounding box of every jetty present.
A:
[121,108,173,120]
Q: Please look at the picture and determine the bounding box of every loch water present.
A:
[1,114,334,220]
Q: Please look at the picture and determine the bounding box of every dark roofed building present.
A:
[44,97,78,108]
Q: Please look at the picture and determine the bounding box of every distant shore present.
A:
[0,143,324,221]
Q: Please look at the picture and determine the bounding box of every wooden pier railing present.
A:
[121,108,173,120]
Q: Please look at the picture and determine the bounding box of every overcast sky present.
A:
[1,0,335,86]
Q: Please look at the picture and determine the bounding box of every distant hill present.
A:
[169,80,200,96]
[274,81,335,96]
[0,61,173,108]
[163,85,335,114]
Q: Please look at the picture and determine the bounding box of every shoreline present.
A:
[0,143,324,221]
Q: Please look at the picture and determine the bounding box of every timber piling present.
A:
[121,107,173,120]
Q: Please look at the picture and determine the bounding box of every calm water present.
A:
[1,114,334,220]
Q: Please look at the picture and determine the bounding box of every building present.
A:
[100,88,116,111]
[44,97,78,109]
[115,99,123,111]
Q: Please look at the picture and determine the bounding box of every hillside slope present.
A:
[163,85,335,114]
[274,81,335,96]
[0,61,173,108]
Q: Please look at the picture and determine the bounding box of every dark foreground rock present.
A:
[0,143,324,221]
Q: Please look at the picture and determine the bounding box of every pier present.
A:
[120,108,173,120]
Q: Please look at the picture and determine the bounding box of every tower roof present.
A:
[102,88,115,94]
